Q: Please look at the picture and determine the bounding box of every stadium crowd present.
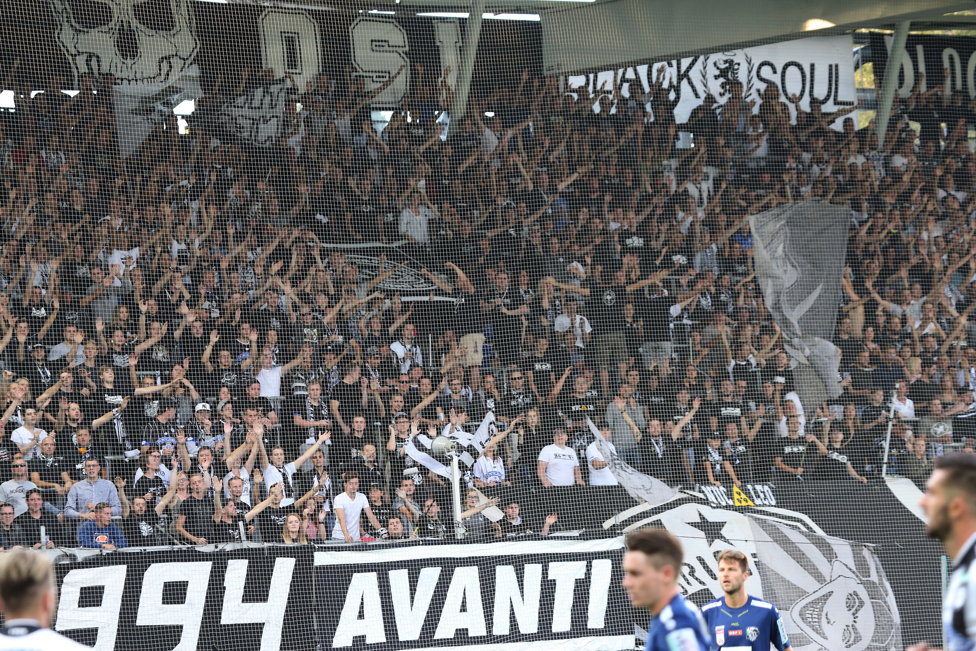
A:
[0,62,971,547]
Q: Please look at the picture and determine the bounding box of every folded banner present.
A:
[750,200,850,401]
[113,65,204,159]
[587,417,677,508]
[314,537,631,650]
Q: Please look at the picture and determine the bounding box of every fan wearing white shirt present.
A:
[538,430,584,487]
[332,473,385,542]
[587,428,619,486]
[10,407,47,461]
[473,443,509,489]
[260,431,331,508]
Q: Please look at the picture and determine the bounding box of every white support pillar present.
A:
[876,20,910,149]
[450,0,486,124]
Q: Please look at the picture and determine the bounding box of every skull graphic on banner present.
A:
[49,0,198,86]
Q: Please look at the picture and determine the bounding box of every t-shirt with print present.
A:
[538,444,579,486]
[121,508,161,546]
[256,504,296,541]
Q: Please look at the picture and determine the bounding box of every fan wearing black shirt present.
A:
[27,436,71,498]
[330,363,367,438]
[19,344,57,398]
[176,473,214,545]
[254,481,313,542]
[639,400,701,486]
[665,387,701,485]
[479,270,529,366]
[709,379,746,427]
[61,427,103,483]
[287,380,331,460]
[90,366,174,464]
[501,371,535,424]
[523,336,564,407]
[97,320,168,392]
[174,315,209,388]
[14,489,62,548]
[772,419,827,482]
[211,476,278,543]
[202,330,246,398]
[241,381,278,427]
[115,474,181,547]
[499,500,532,536]
[722,418,763,487]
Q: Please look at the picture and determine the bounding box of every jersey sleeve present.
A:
[662,628,708,651]
[964,557,976,640]
[769,604,791,651]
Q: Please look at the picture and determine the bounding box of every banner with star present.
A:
[611,482,938,651]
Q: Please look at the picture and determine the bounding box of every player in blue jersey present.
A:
[701,549,791,651]
[911,454,976,651]
[623,529,711,651]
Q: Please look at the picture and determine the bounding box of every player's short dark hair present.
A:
[625,529,683,573]
[717,549,749,573]
[935,454,976,512]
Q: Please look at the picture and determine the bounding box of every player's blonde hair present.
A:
[0,549,54,615]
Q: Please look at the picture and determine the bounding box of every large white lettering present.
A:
[258,8,321,92]
[587,559,612,629]
[548,561,587,633]
[136,562,212,651]
[55,566,127,651]
[333,572,386,647]
[389,567,441,641]
[221,558,294,651]
[492,564,542,635]
[434,566,486,639]
[349,17,411,107]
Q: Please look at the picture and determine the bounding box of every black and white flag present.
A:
[405,411,497,481]
[587,417,676,508]
[750,200,850,400]
[215,78,296,148]
[113,65,203,159]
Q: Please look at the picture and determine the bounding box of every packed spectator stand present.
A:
[0,61,969,549]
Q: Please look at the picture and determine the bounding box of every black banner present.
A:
[0,1,541,96]
[632,480,940,650]
[870,33,976,99]
[52,546,315,651]
[46,480,942,651]
[314,538,631,650]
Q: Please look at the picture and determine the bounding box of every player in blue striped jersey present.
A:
[701,549,791,651]
[911,454,976,651]
[623,529,711,651]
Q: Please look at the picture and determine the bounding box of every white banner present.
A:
[567,35,857,130]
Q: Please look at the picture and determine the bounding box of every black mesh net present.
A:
[0,1,968,649]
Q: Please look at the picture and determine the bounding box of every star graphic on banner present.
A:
[687,512,733,549]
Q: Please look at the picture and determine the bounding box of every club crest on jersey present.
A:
[747,626,759,641]
[714,625,724,645]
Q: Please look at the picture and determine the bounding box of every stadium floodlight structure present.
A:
[429,436,466,540]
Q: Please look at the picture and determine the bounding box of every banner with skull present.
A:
[613,488,932,650]
[0,1,858,157]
